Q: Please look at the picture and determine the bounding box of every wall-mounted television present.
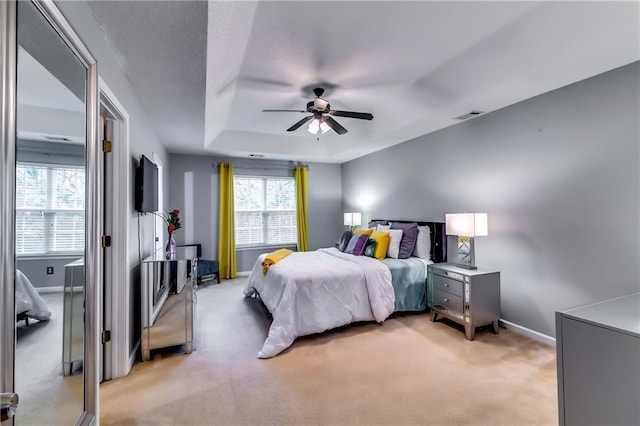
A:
[135,155,158,213]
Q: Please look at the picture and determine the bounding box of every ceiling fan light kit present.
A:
[307,118,330,135]
[263,87,374,136]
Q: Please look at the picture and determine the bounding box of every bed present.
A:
[243,220,446,358]
[16,269,52,325]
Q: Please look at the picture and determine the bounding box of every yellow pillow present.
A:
[370,231,390,259]
[353,228,374,236]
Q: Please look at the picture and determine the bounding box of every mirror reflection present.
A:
[15,1,86,423]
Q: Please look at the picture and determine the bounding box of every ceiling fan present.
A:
[262,87,373,135]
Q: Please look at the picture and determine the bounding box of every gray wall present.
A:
[17,257,80,289]
[58,1,169,358]
[168,155,343,272]
[342,62,640,338]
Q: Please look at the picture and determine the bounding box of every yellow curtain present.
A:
[294,166,309,252]
[218,163,237,279]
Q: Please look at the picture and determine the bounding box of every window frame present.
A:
[233,174,297,249]
[15,161,86,258]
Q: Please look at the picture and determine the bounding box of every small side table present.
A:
[427,263,500,340]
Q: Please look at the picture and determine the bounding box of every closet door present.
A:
[0,1,99,424]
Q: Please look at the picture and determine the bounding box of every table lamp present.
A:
[343,212,361,231]
[445,213,488,269]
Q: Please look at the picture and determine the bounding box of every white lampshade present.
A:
[445,213,488,237]
[344,212,362,227]
[307,118,330,135]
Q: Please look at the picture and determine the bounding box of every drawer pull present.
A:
[443,298,449,302]
[444,283,449,287]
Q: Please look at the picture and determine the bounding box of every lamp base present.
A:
[456,236,477,270]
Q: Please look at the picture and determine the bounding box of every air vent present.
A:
[454,110,484,120]
[44,136,71,142]
[249,153,264,158]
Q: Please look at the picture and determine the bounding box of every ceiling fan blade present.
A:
[323,116,348,135]
[263,109,306,113]
[330,110,374,120]
[287,116,314,132]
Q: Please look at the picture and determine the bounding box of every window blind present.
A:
[234,176,297,247]
[16,163,85,256]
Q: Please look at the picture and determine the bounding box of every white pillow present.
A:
[376,224,391,232]
[413,225,431,260]
[386,229,403,259]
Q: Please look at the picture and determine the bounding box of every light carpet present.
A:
[100,278,558,425]
[16,292,84,426]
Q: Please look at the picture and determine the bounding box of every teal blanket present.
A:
[382,258,429,312]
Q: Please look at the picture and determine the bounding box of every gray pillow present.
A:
[338,230,352,252]
[390,222,418,259]
[368,220,388,229]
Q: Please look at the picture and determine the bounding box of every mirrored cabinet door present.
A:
[15,1,86,423]
[1,0,98,424]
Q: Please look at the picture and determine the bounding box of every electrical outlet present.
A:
[46,266,54,275]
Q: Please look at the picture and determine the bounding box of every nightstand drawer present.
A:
[432,289,464,314]
[432,273,464,297]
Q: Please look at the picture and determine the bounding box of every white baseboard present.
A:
[237,271,251,277]
[37,286,63,294]
[499,319,556,346]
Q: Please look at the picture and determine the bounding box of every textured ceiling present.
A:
[88,0,208,149]
[87,1,639,164]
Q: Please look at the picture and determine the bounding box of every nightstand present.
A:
[427,263,500,340]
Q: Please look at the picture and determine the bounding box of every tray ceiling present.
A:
[87,1,640,163]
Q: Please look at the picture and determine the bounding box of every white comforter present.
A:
[16,269,51,321]
[244,247,394,358]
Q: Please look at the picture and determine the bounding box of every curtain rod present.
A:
[214,162,308,170]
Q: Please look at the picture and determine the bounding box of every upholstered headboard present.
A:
[370,220,447,263]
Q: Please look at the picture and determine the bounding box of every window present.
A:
[234,176,297,247]
[16,163,85,256]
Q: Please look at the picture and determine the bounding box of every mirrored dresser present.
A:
[140,246,197,361]
[63,258,84,375]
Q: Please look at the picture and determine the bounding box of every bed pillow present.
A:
[412,225,432,260]
[390,222,418,259]
[353,228,374,236]
[363,238,377,257]
[344,233,369,256]
[370,231,390,260]
[368,220,388,229]
[376,224,391,232]
[386,229,403,259]
[337,230,352,252]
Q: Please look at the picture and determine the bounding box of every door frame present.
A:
[99,78,131,380]
[0,0,18,414]
[0,0,100,423]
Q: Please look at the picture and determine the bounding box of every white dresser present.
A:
[556,293,640,426]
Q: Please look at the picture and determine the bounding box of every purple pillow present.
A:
[338,231,352,252]
[344,233,369,256]
[390,222,418,259]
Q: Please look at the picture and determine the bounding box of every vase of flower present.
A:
[154,209,182,259]
[165,232,176,257]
